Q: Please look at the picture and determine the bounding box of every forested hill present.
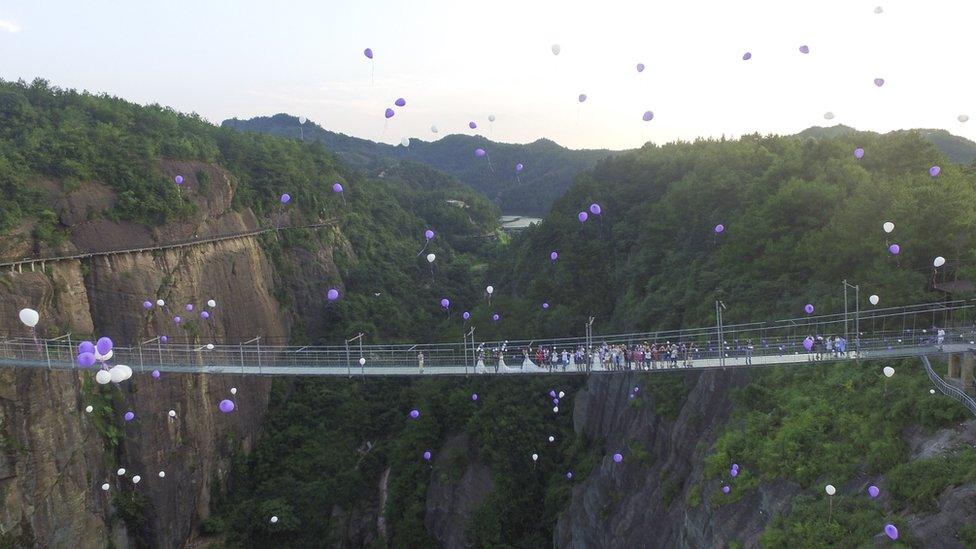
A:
[480,129,976,341]
[222,114,617,216]
[798,125,976,164]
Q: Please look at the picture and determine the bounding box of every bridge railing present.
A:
[919,355,976,416]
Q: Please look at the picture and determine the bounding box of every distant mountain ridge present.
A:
[797,124,976,164]
[222,114,618,216]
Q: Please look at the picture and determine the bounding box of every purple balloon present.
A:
[722,485,731,494]
[384,108,395,119]
[642,111,654,122]
[124,411,135,422]
[174,316,182,324]
[462,311,470,320]
[440,298,450,309]
[730,467,739,478]
[874,78,885,87]
[742,52,752,61]
[589,203,602,215]
[425,229,435,240]
[394,98,406,107]
[578,211,589,223]
[185,304,194,312]
[200,311,210,320]
[868,485,880,498]
[364,48,373,59]
[566,471,574,479]
[468,121,477,129]
[280,193,291,204]
[492,313,500,322]
[219,399,235,413]
[77,352,96,368]
[552,398,559,405]
[804,304,815,315]
[160,336,168,343]
[516,163,524,172]
[550,251,558,261]
[612,453,623,463]
[549,390,556,398]
[409,409,420,419]
[471,393,478,401]
[332,183,344,193]
[578,94,587,103]
[142,301,152,309]
[423,451,432,461]
[929,165,941,177]
[174,175,184,185]
[714,224,725,234]
[79,341,95,355]
[803,337,814,351]
[884,524,898,540]
[854,147,865,159]
[889,244,900,255]
[96,337,113,355]
[474,148,486,158]
[151,369,161,379]
[636,63,645,72]
[799,45,810,54]
[542,302,550,309]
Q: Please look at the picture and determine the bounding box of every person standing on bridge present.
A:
[745,339,754,365]
[418,351,425,375]
[937,328,946,351]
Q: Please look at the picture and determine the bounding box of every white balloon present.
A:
[488,114,496,122]
[116,364,132,381]
[883,221,894,233]
[359,357,366,366]
[929,389,936,394]
[95,349,113,363]
[426,253,436,263]
[156,299,165,307]
[558,391,565,398]
[825,484,836,495]
[548,435,555,442]
[95,370,112,385]
[206,343,215,350]
[298,116,307,124]
[270,516,279,524]
[207,299,217,308]
[486,285,494,295]
[117,468,126,476]
[18,308,39,328]
[101,483,110,491]
[230,387,238,395]
[883,366,895,378]
[85,405,94,413]
[531,453,539,461]
[959,114,970,123]
[874,6,883,14]
[553,406,559,413]
[551,44,561,55]
[401,137,410,147]
[934,256,946,268]
[823,112,835,120]
[109,367,126,383]
[168,410,177,418]
[132,475,141,484]
[158,471,166,478]
[869,295,880,306]
[430,125,439,134]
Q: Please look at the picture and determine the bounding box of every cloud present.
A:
[0,19,20,33]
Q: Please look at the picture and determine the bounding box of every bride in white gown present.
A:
[521,348,543,373]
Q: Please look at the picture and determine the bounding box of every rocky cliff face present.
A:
[555,370,976,549]
[0,163,344,547]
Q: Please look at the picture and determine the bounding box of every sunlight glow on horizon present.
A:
[0,0,973,151]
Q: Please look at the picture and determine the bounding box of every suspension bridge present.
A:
[2,300,976,413]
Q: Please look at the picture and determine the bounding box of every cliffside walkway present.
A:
[2,301,976,407]
[0,220,337,272]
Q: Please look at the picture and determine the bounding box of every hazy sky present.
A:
[1,0,973,150]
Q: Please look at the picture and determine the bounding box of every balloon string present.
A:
[417,240,429,257]
[486,154,495,174]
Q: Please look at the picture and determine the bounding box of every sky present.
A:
[0,0,974,150]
